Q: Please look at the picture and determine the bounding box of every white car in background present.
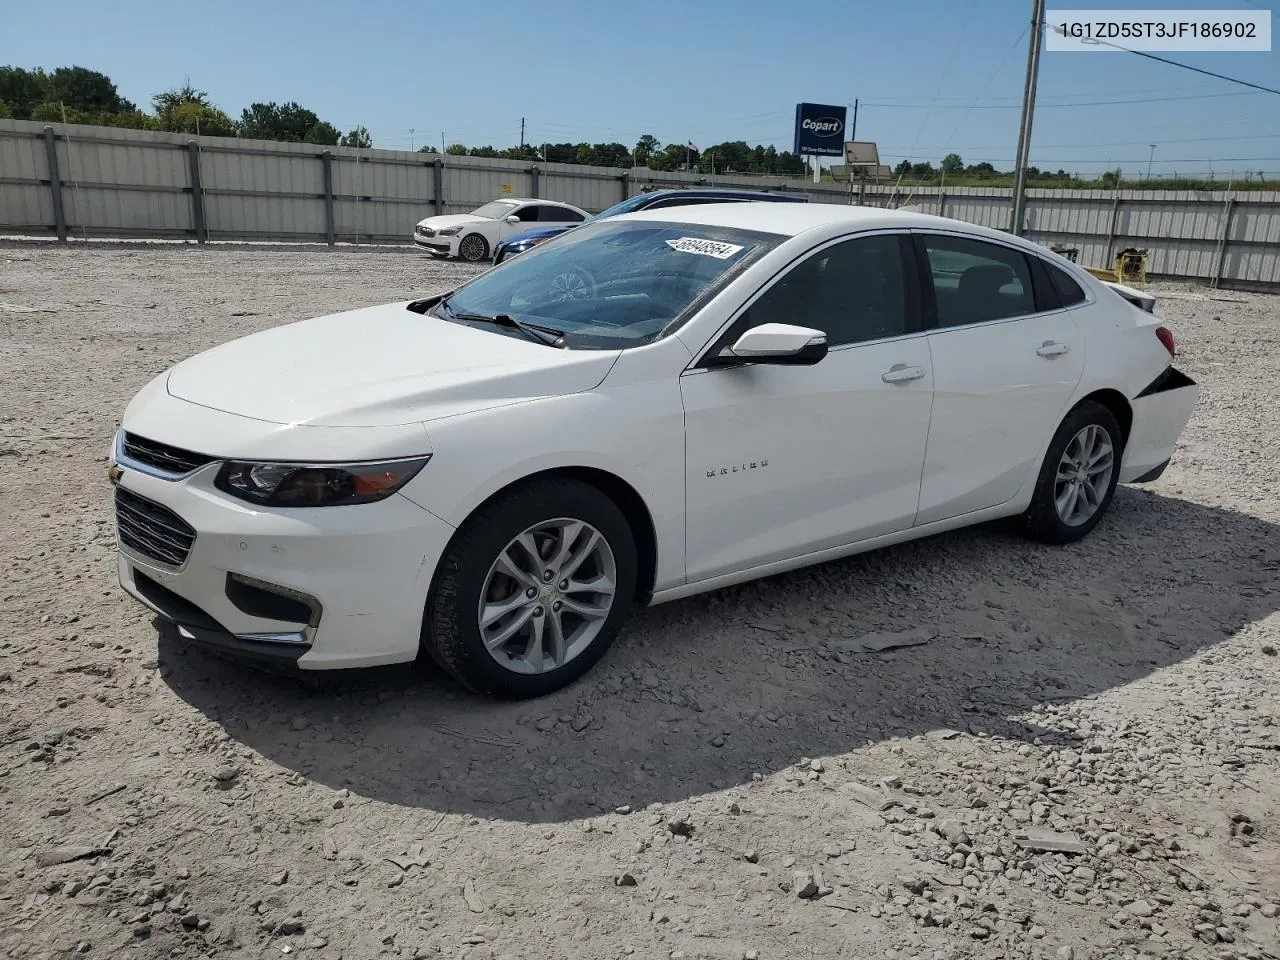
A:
[413,198,588,262]
[110,203,1198,699]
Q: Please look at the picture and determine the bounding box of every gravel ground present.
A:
[1,244,1277,960]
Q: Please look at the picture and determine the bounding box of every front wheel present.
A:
[1018,400,1123,545]
[424,478,638,698]
[458,233,490,262]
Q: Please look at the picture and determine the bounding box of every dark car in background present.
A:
[491,187,808,264]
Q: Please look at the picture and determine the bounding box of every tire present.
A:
[457,233,490,263]
[424,477,638,699]
[1018,400,1123,545]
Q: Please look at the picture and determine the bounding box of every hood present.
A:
[416,213,487,229]
[165,302,620,427]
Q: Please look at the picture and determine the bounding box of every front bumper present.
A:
[414,233,457,256]
[111,435,456,670]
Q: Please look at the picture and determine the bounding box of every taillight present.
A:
[1155,326,1176,357]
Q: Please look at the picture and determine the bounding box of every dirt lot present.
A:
[1,243,1277,960]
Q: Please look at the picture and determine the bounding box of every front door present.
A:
[912,231,1086,525]
[681,232,935,583]
[499,204,541,241]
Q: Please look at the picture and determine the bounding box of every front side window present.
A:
[514,205,540,222]
[738,234,909,347]
[434,219,781,349]
[471,200,519,220]
[919,234,1035,327]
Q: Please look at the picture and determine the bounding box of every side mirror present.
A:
[505,214,522,223]
[715,322,828,366]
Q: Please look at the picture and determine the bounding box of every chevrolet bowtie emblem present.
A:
[107,463,123,485]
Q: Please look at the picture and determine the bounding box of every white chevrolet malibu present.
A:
[111,203,1198,698]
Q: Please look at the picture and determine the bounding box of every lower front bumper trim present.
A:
[171,621,308,669]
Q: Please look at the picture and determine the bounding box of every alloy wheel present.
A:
[477,518,617,675]
[459,234,487,262]
[1054,423,1114,526]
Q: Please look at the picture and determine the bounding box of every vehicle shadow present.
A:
[158,487,1280,823]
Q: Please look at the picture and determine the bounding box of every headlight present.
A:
[437,226,463,236]
[214,457,430,508]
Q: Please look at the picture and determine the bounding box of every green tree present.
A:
[445,143,469,155]
[1100,168,1122,188]
[634,133,660,166]
[647,151,674,172]
[238,101,325,142]
[893,159,912,176]
[152,84,235,136]
[165,101,235,135]
[304,121,341,145]
[46,66,132,113]
[0,66,50,119]
[340,126,372,148]
[0,100,11,119]
[940,153,964,177]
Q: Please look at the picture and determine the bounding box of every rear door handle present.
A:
[881,364,927,384]
[1036,340,1071,358]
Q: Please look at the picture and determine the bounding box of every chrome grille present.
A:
[121,432,215,476]
[115,487,196,568]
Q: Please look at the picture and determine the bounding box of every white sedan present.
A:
[110,203,1198,698]
[412,198,588,262]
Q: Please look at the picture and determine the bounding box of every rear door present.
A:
[537,204,586,228]
[912,231,1085,526]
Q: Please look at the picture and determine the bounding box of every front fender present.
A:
[397,387,686,591]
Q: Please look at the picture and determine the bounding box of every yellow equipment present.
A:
[1083,248,1150,285]
[1114,248,1149,285]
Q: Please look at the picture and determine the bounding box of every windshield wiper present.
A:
[437,298,566,347]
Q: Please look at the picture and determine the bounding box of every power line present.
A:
[881,153,1280,164]
[1053,31,1280,97]
[876,132,1280,152]
[863,90,1260,109]
[1121,48,1280,97]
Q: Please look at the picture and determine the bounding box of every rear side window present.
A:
[1045,261,1087,306]
[918,234,1035,328]
[541,205,583,222]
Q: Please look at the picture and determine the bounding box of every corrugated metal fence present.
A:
[2,118,1277,289]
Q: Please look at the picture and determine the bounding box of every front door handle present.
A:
[881,364,926,384]
[1036,340,1071,358]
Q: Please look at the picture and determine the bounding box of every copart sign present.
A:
[793,102,848,157]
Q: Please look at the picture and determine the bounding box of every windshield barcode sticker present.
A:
[664,237,745,259]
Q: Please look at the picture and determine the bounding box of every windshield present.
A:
[588,192,663,222]
[433,219,781,349]
[470,200,519,220]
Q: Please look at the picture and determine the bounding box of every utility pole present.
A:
[1010,0,1045,236]
[1147,144,1156,180]
[850,98,858,140]
[520,117,525,151]
[409,128,415,151]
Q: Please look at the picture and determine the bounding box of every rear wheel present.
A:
[1018,400,1122,545]
[458,233,490,262]
[424,478,637,698]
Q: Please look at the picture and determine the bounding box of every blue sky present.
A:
[5,0,1277,177]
